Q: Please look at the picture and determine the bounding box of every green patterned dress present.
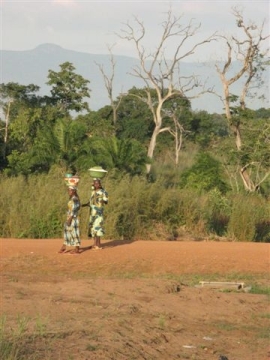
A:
[89,188,109,237]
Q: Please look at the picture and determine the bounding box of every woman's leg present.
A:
[96,236,101,248]
[93,236,102,249]
[58,244,66,253]
[91,214,103,249]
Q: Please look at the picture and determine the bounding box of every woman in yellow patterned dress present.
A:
[58,186,81,254]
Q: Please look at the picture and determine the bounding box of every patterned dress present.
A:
[89,188,109,237]
[64,194,81,247]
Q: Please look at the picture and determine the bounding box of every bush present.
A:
[179,152,229,193]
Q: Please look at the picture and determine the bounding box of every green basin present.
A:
[88,167,107,179]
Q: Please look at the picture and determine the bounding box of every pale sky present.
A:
[0,0,269,61]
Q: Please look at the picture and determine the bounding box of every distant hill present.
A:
[0,43,268,113]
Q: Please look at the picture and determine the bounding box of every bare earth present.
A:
[0,238,269,360]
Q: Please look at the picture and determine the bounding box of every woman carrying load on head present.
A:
[82,178,108,250]
[58,185,81,254]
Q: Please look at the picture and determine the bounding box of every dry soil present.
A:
[0,238,269,360]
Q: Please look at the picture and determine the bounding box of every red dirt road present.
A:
[0,238,269,275]
[0,239,270,360]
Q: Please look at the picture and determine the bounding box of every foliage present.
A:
[115,88,155,142]
[5,151,33,176]
[47,62,91,115]
[53,118,89,170]
[89,136,149,176]
[239,116,269,166]
[1,74,268,187]
[76,109,115,137]
[5,117,90,175]
[254,108,270,119]
[179,152,229,193]
[214,113,270,193]
[0,83,45,171]
[0,82,41,113]
[188,111,228,147]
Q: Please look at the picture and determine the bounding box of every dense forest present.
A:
[0,9,269,241]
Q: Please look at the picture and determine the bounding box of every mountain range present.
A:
[0,43,268,114]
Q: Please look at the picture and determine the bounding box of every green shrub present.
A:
[179,152,229,193]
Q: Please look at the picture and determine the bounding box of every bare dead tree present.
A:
[118,8,217,173]
[95,45,123,127]
[162,107,191,165]
[216,7,269,191]
[168,113,185,165]
[0,100,13,159]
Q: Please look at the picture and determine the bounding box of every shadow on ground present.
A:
[79,238,135,253]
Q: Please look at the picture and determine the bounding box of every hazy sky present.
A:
[0,0,269,61]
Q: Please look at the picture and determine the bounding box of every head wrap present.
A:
[68,185,77,191]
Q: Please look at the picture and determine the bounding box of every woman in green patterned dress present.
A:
[82,179,108,250]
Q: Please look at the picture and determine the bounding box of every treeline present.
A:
[0,63,269,181]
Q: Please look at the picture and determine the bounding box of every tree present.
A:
[95,45,123,127]
[0,82,42,162]
[115,87,154,143]
[162,96,192,165]
[76,108,115,138]
[115,87,193,165]
[91,136,149,176]
[218,113,270,194]
[0,82,50,172]
[0,100,12,160]
[0,82,41,108]
[47,62,91,115]
[215,8,269,191]
[167,113,187,165]
[188,111,228,148]
[118,8,216,173]
[254,108,270,119]
[52,118,89,170]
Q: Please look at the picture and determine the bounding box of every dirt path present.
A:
[1,238,269,275]
[0,239,269,360]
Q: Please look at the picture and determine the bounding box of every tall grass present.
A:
[227,193,270,242]
[0,166,269,241]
